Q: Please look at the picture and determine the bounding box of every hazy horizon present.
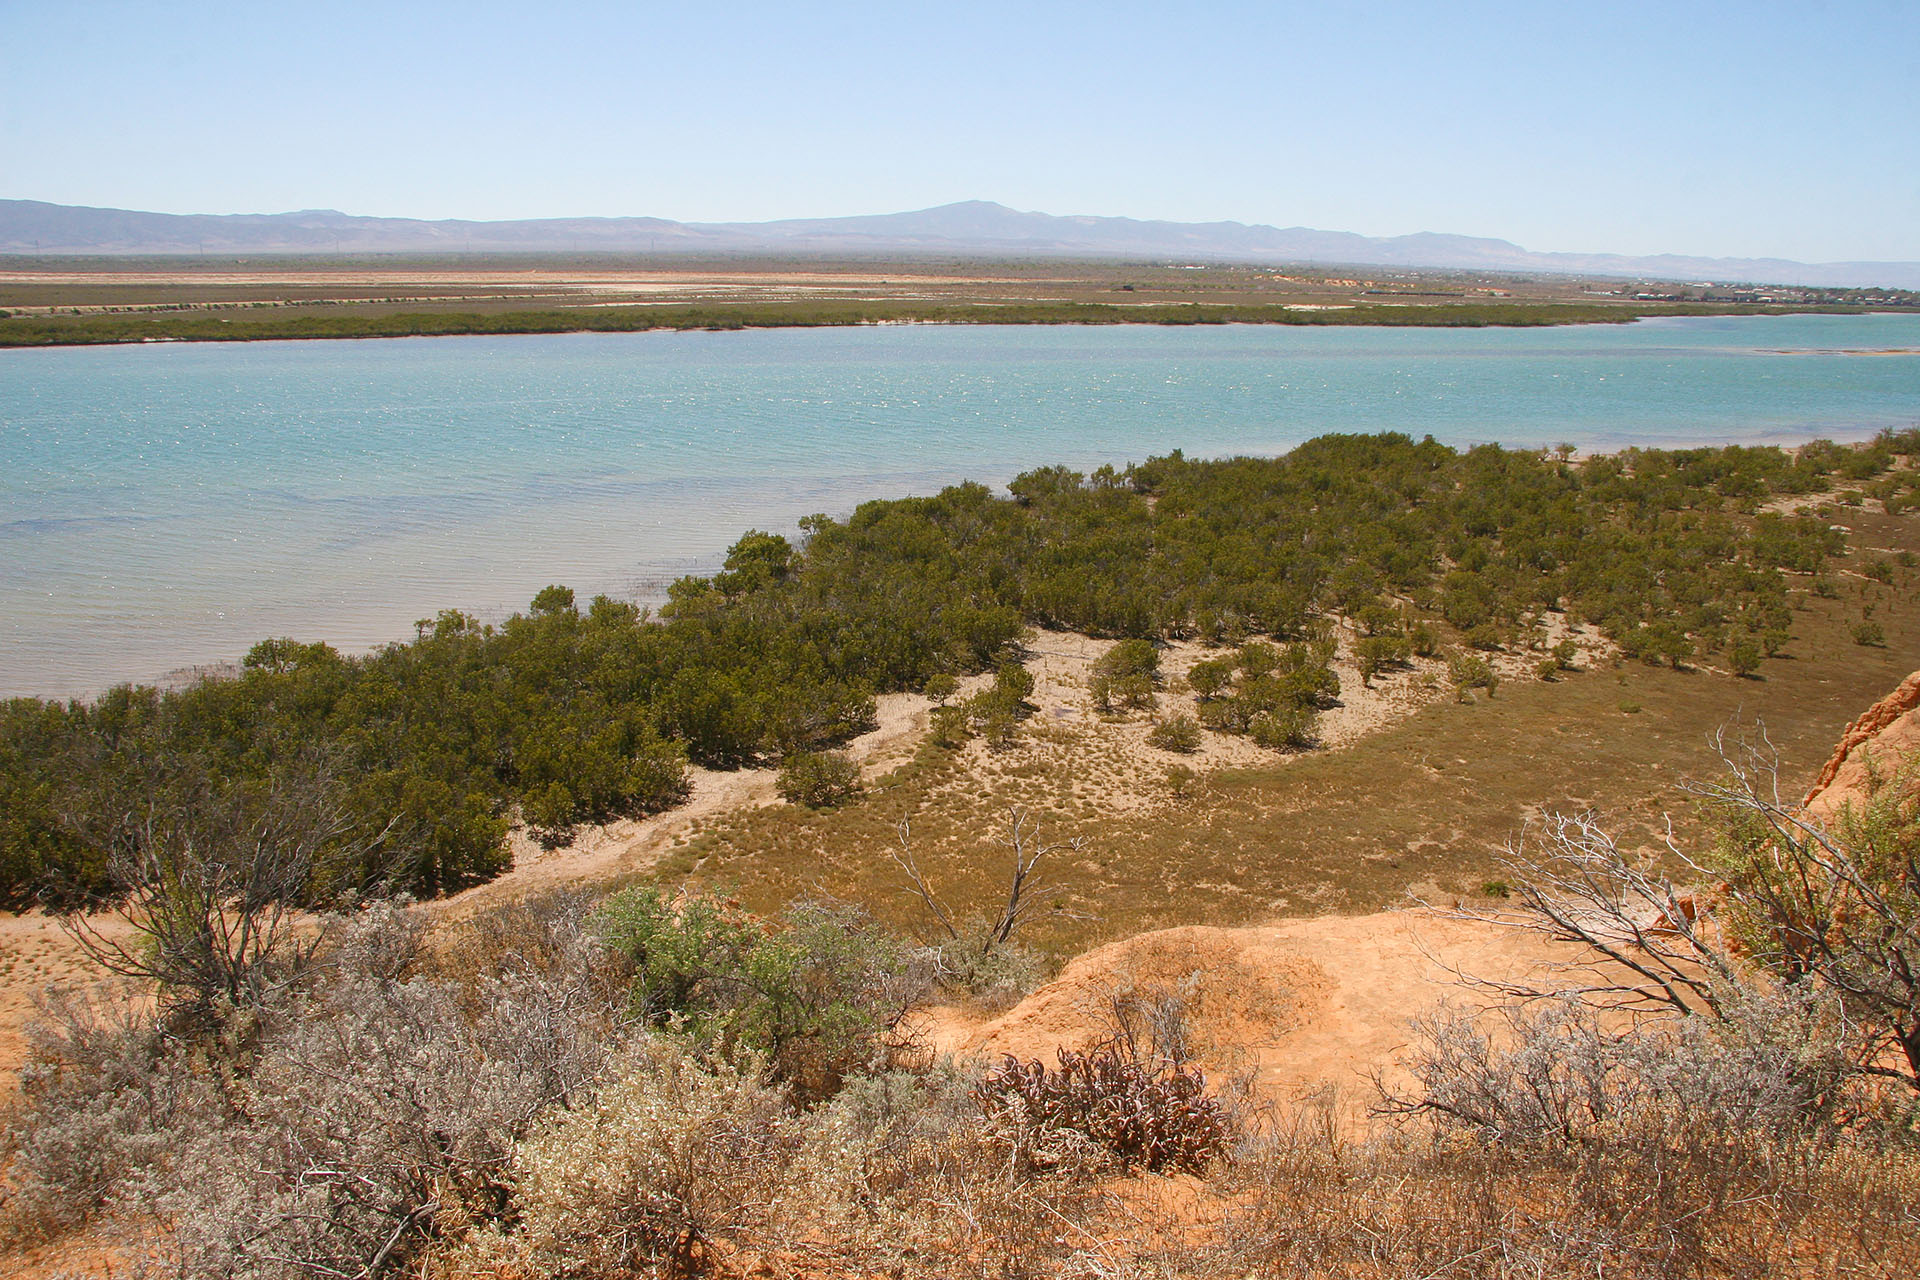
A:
[10,195,1920,274]
[3,1,1916,265]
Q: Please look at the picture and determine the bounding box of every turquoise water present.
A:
[4,314,1919,698]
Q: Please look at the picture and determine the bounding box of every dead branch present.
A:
[987,807,1081,951]
[1429,810,1738,1019]
[60,755,398,1024]
[883,816,960,943]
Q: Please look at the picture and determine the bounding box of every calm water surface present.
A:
[4,314,1919,697]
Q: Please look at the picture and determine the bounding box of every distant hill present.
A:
[4,197,1917,290]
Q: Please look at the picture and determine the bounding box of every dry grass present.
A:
[1183,1117,1920,1280]
[10,846,1920,1279]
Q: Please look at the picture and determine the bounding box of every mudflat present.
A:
[0,255,1825,344]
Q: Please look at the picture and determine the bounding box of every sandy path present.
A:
[428,689,935,921]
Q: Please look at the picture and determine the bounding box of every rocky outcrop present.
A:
[1803,670,1920,823]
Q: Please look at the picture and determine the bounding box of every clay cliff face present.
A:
[1803,670,1920,823]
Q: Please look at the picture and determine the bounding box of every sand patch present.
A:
[923,621,1612,826]
[0,911,143,1092]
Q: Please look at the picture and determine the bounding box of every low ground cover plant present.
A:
[595,888,934,1101]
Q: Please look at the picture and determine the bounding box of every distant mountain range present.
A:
[4,198,1917,290]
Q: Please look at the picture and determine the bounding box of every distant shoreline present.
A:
[0,299,1882,350]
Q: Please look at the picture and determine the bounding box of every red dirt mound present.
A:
[919,911,1601,1104]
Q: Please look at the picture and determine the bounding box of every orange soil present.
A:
[913,909,1597,1106]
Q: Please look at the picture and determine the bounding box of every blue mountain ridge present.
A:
[4,198,1916,290]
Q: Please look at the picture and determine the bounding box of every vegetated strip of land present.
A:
[6,429,1918,918]
[0,297,1872,347]
[5,254,1905,347]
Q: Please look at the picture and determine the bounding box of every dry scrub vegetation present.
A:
[6,741,1920,1279]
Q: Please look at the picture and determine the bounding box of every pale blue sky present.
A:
[3,0,1916,262]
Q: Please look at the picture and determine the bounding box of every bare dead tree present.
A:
[884,816,959,943]
[1436,810,1741,1020]
[885,807,1083,955]
[987,808,1080,951]
[1434,724,1920,1092]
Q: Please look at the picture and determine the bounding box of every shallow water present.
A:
[3,314,1918,698]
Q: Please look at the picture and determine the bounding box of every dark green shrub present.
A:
[992,660,1035,704]
[1447,652,1499,701]
[928,704,970,749]
[1093,671,1155,712]
[1146,715,1203,753]
[1249,706,1317,751]
[1357,634,1412,685]
[964,662,1035,747]
[967,695,1020,748]
[1354,603,1402,637]
[776,750,861,807]
[1186,656,1236,699]
[1236,641,1280,680]
[1095,638,1160,683]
